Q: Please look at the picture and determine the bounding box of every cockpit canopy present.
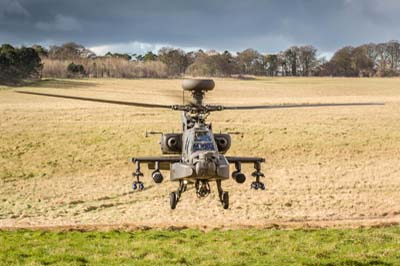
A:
[193,142,215,151]
[191,129,216,152]
[194,131,212,142]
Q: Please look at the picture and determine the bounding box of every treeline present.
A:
[1,41,400,85]
[320,42,400,77]
[40,41,400,78]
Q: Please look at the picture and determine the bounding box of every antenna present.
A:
[145,131,163,137]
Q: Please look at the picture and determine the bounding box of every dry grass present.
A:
[42,58,168,78]
[1,77,400,229]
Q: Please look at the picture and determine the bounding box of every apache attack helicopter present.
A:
[18,79,383,209]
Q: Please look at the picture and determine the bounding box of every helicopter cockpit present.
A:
[192,130,216,152]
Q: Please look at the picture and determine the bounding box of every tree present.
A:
[185,51,197,67]
[375,43,390,76]
[356,41,400,76]
[143,51,157,62]
[328,46,355,76]
[134,54,144,61]
[220,50,239,75]
[298,46,317,76]
[186,51,238,77]
[351,46,374,77]
[0,44,43,85]
[32,45,48,58]
[265,54,278,76]
[313,57,330,76]
[327,46,373,77]
[158,47,188,76]
[105,52,132,60]
[186,53,215,76]
[277,52,289,76]
[283,46,299,76]
[49,42,95,60]
[67,62,86,77]
[386,40,400,73]
[236,49,265,75]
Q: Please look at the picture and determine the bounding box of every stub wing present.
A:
[225,156,265,164]
[132,156,181,170]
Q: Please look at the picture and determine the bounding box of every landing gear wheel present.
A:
[222,192,229,209]
[251,182,265,190]
[170,192,177,210]
[139,183,144,191]
[132,181,144,191]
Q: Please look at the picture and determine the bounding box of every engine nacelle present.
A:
[214,134,231,154]
[161,133,182,154]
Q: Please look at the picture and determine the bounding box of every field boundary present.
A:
[2,216,400,232]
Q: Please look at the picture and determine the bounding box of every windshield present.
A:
[193,142,215,151]
[195,131,212,142]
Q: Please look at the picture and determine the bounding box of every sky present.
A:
[1,0,400,58]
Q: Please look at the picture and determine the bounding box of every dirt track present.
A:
[1,78,400,230]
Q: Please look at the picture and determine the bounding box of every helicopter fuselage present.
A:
[170,122,230,182]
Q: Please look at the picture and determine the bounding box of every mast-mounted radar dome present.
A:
[182,79,215,92]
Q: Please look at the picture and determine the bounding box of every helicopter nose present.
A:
[195,153,217,176]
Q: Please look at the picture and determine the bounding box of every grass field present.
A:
[1,77,400,228]
[1,227,400,265]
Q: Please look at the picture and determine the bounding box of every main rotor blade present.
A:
[222,102,384,110]
[16,91,173,109]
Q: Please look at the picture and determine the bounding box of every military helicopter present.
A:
[17,79,383,209]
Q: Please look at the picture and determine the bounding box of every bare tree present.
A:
[283,46,299,76]
[265,54,278,76]
[48,42,95,60]
[158,47,188,76]
[186,50,238,77]
[326,46,373,77]
[386,40,400,72]
[236,49,264,75]
[298,46,317,76]
[277,52,289,76]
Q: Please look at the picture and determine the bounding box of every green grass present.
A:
[1,228,400,266]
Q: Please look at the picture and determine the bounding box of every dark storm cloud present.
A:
[1,0,400,55]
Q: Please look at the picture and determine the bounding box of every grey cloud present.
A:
[0,0,29,18]
[1,0,400,54]
[35,14,81,32]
